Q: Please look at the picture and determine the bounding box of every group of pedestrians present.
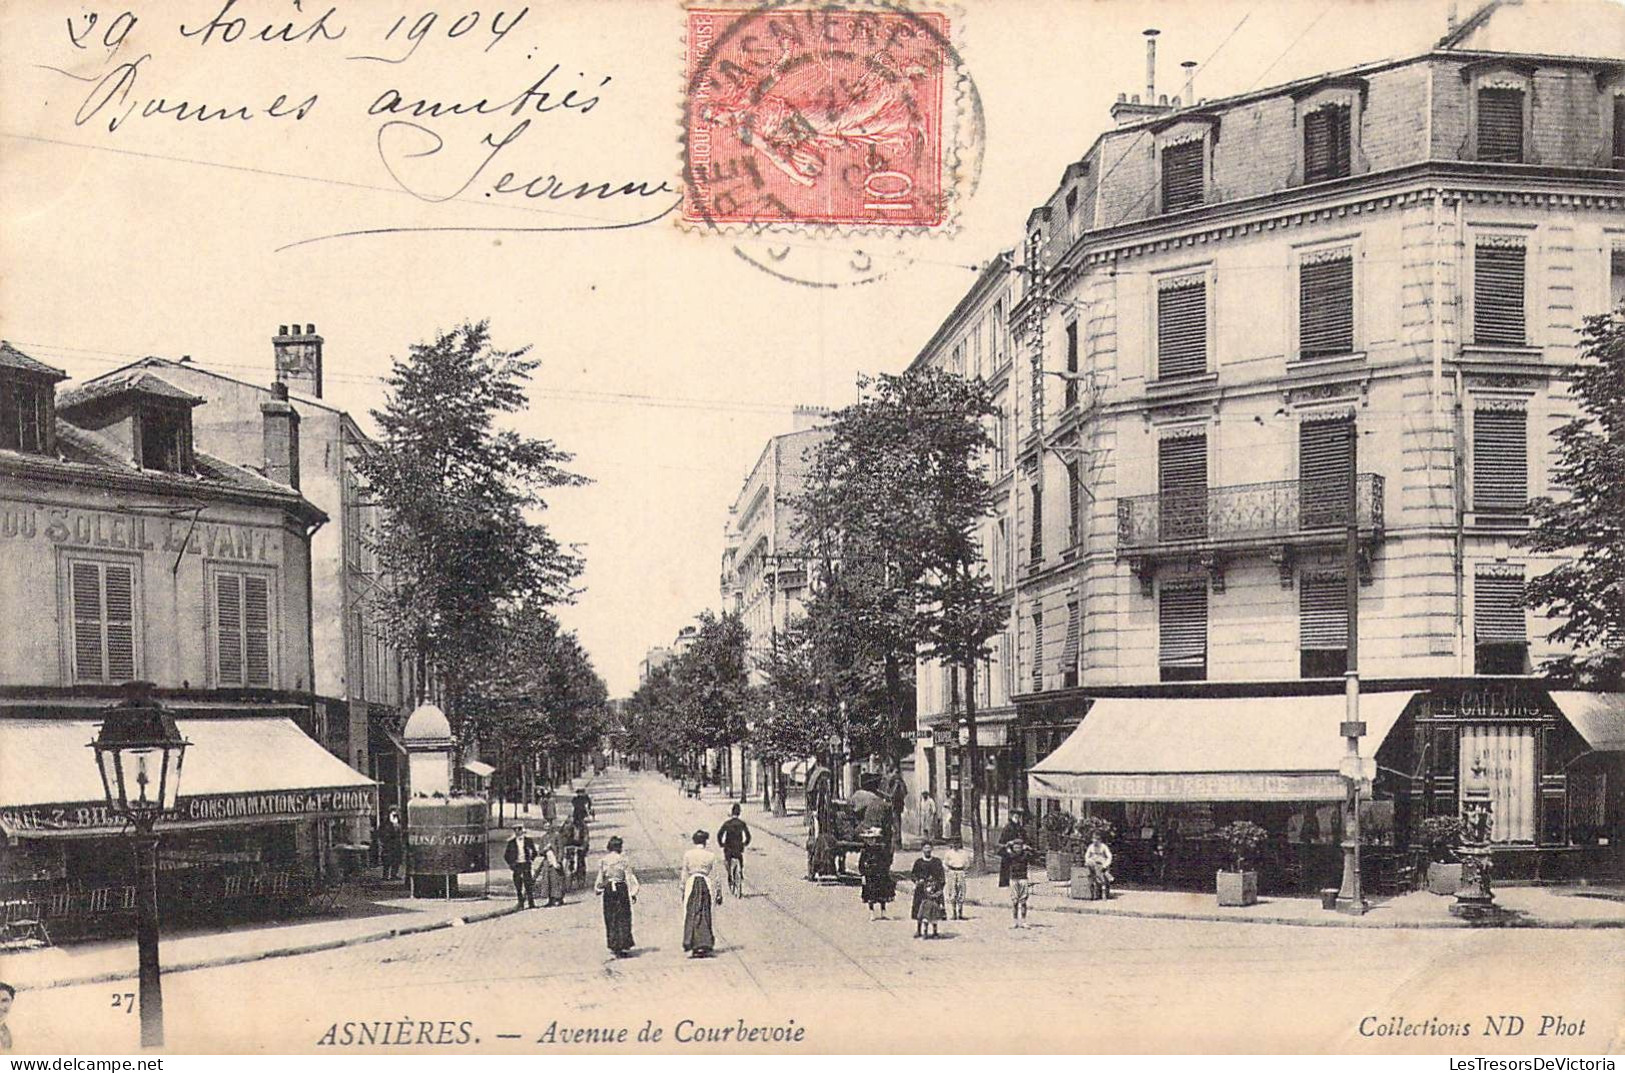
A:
[502,787,597,910]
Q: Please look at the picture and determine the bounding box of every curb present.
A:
[760,814,1620,931]
[22,899,522,993]
[960,894,1625,930]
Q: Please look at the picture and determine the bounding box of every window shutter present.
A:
[1477,88,1524,163]
[1473,407,1528,512]
[1299,419,1353,529]
[1157,280,1207,380]
[1614,97,1625,169]
[1299,575,1348,651]
[1161,141,1204,212]
[103,564,135,682]
[1064,321,1079,409]
[1474,243,1526,345]
[70,561,106,682]
[1031,611,1044,691]
[1299,256,1354,359]
[244,574,272,687]
[0,378,14,451]
[1062,600,1081,671]
[1158,434,1207,542]
[1066,460,1082,546]
[1159,584,1207,667]
[1029,482,1043,564]
[1304,105,1351,182]
[217,573,244,686]
[1474,571,1527,643]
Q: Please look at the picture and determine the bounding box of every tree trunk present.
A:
[963,648,987,873]
[773,763,787,816]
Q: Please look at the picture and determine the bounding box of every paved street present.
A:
[15,770,1623,1055]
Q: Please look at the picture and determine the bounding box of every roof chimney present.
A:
[1144,28,1160,103]
[272,323,324,399]
[261,380,301,490]
[1181,60,1197,107]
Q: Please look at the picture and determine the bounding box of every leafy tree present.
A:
[671,610,752,766]
[1522,311,1625,689]
[801,369,1000,868]
[359,321,587,739]
[749,617,848,815]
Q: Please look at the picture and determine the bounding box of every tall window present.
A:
[0,376,52,455]
[1460,725,1537,842]
[1610,247,1624,311]
[68,559,137,684]
[991,299,1007,367]
[1159,583,1208,682]
[1066,458,1083,548]
[1161,141,1204,212]
[1473,405,1529,514]
[1157,278,1207,380]
[1158,433,1207,542]
[215,570,274,687]
[1299,574,1349,678]
[1028,480,1043,566]
[1299,418,1354,529]
[1474,568,1528,674]
[1474,239,1527,346]
[1476,87,1524,163]
[1614,96,1625,169]
[1030,609,1044,692]
[1063,320,1080,409]
[1299,252,1354,359]
[1062,600,1081,689]
[1303,103,1352,182]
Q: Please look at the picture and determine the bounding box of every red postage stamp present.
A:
[683,6,951,230]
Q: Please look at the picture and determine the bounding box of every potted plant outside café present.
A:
[1215,821,1268,907]
[1419,816,1464,895]
[1042,812,1075,881]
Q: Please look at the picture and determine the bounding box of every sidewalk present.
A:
[731,788,1625,930]
[4,777,605,992]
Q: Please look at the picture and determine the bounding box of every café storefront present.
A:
[1026,683,1625,893]
[0,710,377,938]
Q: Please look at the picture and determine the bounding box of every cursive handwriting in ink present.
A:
[65,10,137,52]
[179,0,346,46]
[369,65,610,121]
[376,118,674,207]
[63,53,317,132]
[351,7,529,64]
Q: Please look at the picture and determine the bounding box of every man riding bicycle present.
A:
[717,803,752,897]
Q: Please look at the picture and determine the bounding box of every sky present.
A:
[1,0,1551,696]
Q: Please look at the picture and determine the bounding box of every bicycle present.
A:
[725,853,744,898]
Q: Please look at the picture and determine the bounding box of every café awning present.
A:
[462,759,496,778]
[1028,691,1418,802]
[1549,692,1625,752]
[0,716,376,838]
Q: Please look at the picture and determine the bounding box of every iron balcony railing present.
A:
[1117,474,1385,553]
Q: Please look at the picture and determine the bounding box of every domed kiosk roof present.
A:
[403,703,452,745]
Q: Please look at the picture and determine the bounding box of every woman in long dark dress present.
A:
[681,830,723,957]
[910,843,947,939]
[594,836,640,955]
[858,839,896,920]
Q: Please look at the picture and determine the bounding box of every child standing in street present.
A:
[1004,836,1032,928]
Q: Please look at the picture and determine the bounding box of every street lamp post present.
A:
[1337,429,1368,915]
[89,684,190,1049]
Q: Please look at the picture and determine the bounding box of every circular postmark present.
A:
[681,0,986,287]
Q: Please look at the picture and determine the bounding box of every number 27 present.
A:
[111,992,134,1014]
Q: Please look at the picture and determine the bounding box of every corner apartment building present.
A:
[0,343,374,909]
[73,327,417,827]
[923,3,1625,885]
